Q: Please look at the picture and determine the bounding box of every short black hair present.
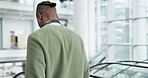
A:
[36,1,57,13]
[37,1,56,8]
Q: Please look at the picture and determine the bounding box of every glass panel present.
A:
[96,22,108,63]
[2,18,32,49]
[100,0,108,45]
[91,64,130,78]
[91,62,148,78]
[132,19,148,43]
[96,0,108,59]
[99,22,108,58]
[100,23,108,45]
[0,18,2,49]
[134,0,148,18]
[111,45,130,61]
[146,8,148,17]
[133,46,148,60]
[100,0,108,22]
[110,21,130,43]
[115,66,148,78]
[114,46,130,61]
[89,49,106,66]
[147,45,148,59]
[112,0,132,20]
[96,0,148,61]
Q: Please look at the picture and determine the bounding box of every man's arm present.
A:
[25,35,46,78]
[80,38,90,78]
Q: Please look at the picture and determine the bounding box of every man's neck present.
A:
[40,19,61,28]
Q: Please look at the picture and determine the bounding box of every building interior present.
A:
[0,0,148,78]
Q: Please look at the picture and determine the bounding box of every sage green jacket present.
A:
[25,24,89,78]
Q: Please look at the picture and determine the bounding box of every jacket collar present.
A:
[40,20,62,28]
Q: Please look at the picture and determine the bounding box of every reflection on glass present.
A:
[97,0,148,62]
[96,0,109,61]
[133,19,148,43]
[112,0,132,20]
[112,21,130,43]
[101,23,108,44]
[99,22,108,61]
[146,8,148,17]
[113,45,130,61]
[134,46,147,60]
[135,0,148,17]
[101,0,108,22]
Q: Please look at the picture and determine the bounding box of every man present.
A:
[25,1,89,78]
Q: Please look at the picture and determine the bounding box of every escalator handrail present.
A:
[118,60,148,64]
[99,57,106,63]
[90,74,106,78]
[89,49,106,63]
[91,64,110,74]
[90,62,148,69]
[13,71,25,78]
[90,56,106,68]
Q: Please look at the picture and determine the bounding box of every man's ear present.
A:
[56,15,58,19]
[37,13,42,21]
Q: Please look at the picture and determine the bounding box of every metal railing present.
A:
[90,60,148,78]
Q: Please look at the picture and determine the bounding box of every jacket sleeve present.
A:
[25,34,46,78]
[80,38,90,78]
[84,55,90,78]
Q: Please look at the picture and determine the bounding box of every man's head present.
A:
[36,1,58,27]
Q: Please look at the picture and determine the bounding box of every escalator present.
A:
[89,48,106,67]
[90,60,148,78]
[10,48,148,78]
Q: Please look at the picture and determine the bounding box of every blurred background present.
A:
[1,0,148,78]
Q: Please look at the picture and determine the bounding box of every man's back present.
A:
[25,24,89,78]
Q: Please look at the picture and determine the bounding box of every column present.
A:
[74,0,96,58]
[73,0,89,56]
[88,0,96,57]
[133,0,147,60]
